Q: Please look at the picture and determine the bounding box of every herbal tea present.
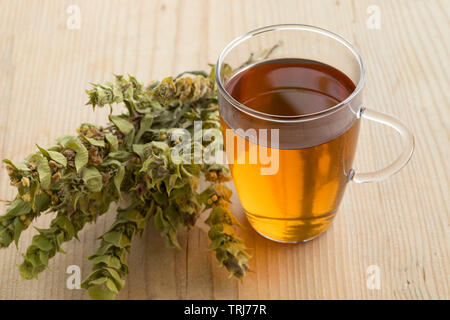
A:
[221,58,360,242]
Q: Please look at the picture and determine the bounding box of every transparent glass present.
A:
[215,24,414,243]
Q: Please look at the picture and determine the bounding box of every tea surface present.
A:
[226,58,355,116]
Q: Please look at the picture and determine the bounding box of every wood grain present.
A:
[0,0,448,300]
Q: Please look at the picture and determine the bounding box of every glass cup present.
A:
[215,24,414,243]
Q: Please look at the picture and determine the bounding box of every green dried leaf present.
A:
[0,227,12,246]
[135,113,153,142]
[39,251,49,267]
[19,262,33,280]
[36,158,51,189]
[75,143,89,173]
[47,150,67,167]
[94,244,114,257]
[56,135,76,147]
[153,207,166,230]
[150,141,169,153]
[13,218,24,247]
[105,267,125,290]
[54,216,76,239]
[84,136,106,148]
[2,159,30,172]
[120,209,141,222]
[132,143,150,161]
[109,115,134,135]
[105,133,119,151]
[103,231,130,248]
[113,166,125,197]
[32,235,53,252]
[61,138,89,172]
[87,283,116,300]
[5,199,31,217]
[36,145,51,159]
[107,151,132,161]
[34,193,50,211]
[164,205,180,228]
[87,276,108,286]
[81,166,103,193]
[91,255,121,269]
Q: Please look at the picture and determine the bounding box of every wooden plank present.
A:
[0,0,448,299]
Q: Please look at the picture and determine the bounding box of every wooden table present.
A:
[0,0,448,300]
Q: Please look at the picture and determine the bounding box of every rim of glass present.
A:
[215,24,366,123]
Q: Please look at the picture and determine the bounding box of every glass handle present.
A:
[350,106,415,183]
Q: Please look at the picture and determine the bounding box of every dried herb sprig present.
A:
[81,72,248,299]
[0,124,122,250]
[81,196,154,299]
[12,126,126,279]
[0,158,57,248]
[0,196,50,249]
[1,68,250,299]
[202,184,249,278]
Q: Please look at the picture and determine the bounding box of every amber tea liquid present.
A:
[221,58,360,242]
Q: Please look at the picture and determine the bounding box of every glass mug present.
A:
[215,24,414,243]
